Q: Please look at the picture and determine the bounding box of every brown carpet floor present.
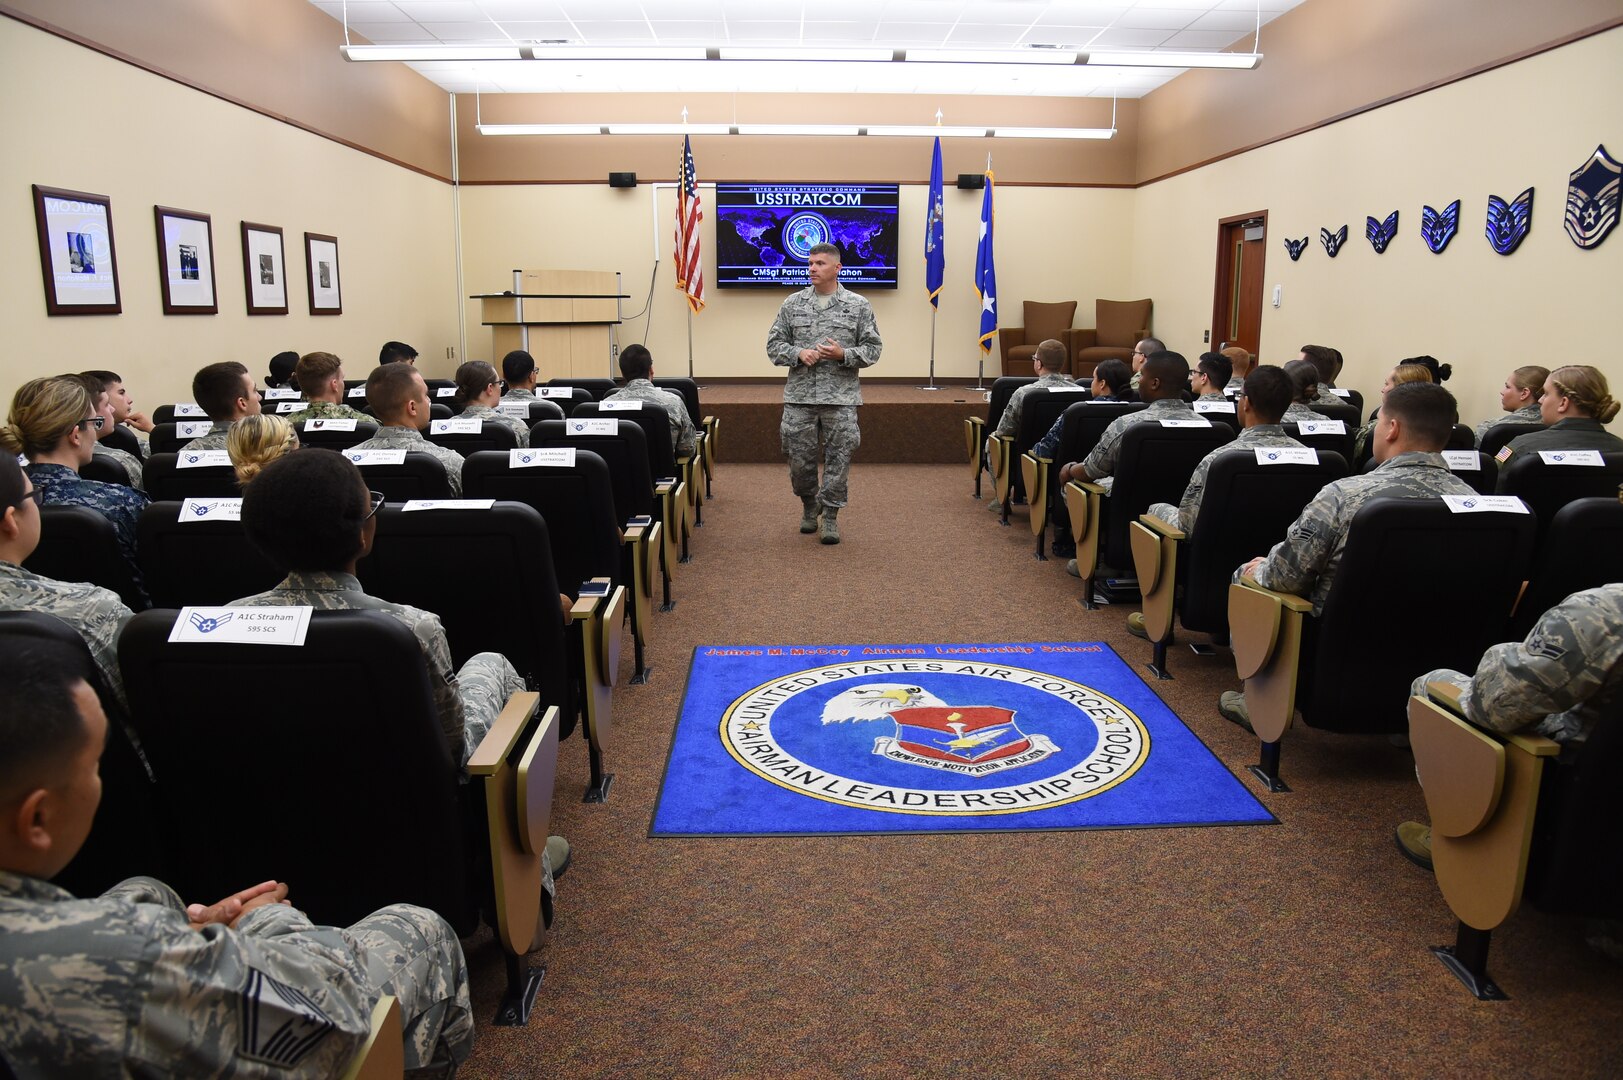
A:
[458,462,1622,1078]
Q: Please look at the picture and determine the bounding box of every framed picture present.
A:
[32,185,122,315]
[154,206,218,315]
[241,221,288,315]
[304,232,342,315]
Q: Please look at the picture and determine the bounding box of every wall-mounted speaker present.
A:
[956,173,985,190]
[609,172,638,188]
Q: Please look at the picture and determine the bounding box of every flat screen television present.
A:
[714,183,899,289]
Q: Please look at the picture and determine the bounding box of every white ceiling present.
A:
[309,0,1305,97]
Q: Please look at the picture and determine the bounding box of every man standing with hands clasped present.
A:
[768,243,883,545]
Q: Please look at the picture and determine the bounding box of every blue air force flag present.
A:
[974,169,997,353]
[924,137,945,307]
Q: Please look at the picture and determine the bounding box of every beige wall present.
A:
[1,16,460,410]
[1130,27,1623,428]
[457,183,1137,381]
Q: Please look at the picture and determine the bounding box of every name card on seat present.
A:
[600,400,642,411]
[1442,450,1481,471]
[1255,447,1319,465]
[263,388,299,400]
[431,418,482,434]
[344,449,408,466]
[1329,388,1351,398]
[172,403,206,417]
[497,402,532,419]
[1538,449,1604,466]
[538,387,572,399]
[179,497,242,521]
[177,421,213,438]
[275,401,309,414]
[170,605,311,646]
[435,386,458,398]
[510,448,576,468]
[347,386,368,398]
[176,450,232,468]
[1158,418,1212,428]
[1443,495,1530,514]
[303,418,357,432]
[1194,400,1237,414]
[1298,419,1347,435]
[567,419,618,436]
[403,499,496,511]
[1047,387,1088,393]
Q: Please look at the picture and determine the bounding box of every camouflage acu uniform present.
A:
[1413,584,1623,744]
[993,372,1078,439]
[1251,452,1478,616]
[457,403,530,448]
[1281,402,1321,425]
[1147,424,1305,534]
[500,388,537,405]
[25,463,150,581]
[0,560,133,707]
[0,871,473,1077]
[299,399,372,423]
[1499,417,1623,462]
[1223,376,1245,396]
[92,443,144,490]
[182,421,235,451]
[1196,391,1229,403]
[768,285,882,509]
[1313,387,1344,406]
[1471,402,1541,446]
[1080,397,1194,483]
[348,426,465,496]
[604,379,696,458]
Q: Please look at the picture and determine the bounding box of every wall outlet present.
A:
[1203,330,1210,343]
[445,346,456,360]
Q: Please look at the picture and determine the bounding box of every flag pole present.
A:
[920,307,939,391]
[686,304,694,379]
[919,122,945,391]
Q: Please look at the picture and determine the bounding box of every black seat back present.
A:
[528,418,654,523]
[462,450,623,594]
[135,501,283,607]
[1192,398,1241,433]
[573,399,679,479]
[425,419,521,456]
[1009,386,1091,500]
[1180,450,1349,634]
[100,425,143,457]
[118,609,474,931]
[1527,693,1623,916]
[1307,401,1360,426]
[1510,497,1623,641]
[1496,450,1623,548]
[148,420,217,455]
[81,454,130,487]
[536,386,593,412]
[152,404,208,426]
[293,418,378,450]
[652,377,702,425]
[346,449,454,501]
[143,452,242,501]
[509,399,567,425]
[1053,401,1147,468]
[24,505,146,610]
[1282,421,1356,465]
[547,377,617,401]
[985,376,1037,439]
[1362,449,1500,495]
[1100,421,1234,569]
[1326,388,1364,416]
[1480,422,1545,458]
[1305,499,1535,734]
[1445,423,1475,452]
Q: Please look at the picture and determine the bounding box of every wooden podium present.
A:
[472,269,627,379]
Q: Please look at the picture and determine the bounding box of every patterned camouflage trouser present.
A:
[344,905,475,1076]
[781,404,861,509]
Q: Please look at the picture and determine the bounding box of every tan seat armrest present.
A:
[1425,680,1466,715]
[466,691,542,776]
[1507,733,1561,757]
[653,479,676,495]
[1235,574,1314,613]
[1075,480,1106,496]
[1137,514,1185,541]
[624,523,647,542]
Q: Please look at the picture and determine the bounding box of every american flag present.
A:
[676,135,705,313]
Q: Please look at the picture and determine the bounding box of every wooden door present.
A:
[1212,211,1267,357]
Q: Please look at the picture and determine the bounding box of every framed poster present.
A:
[32,184,122,315]
[304,232,342,315]
[154,205,218,315]
[241,221,288,315]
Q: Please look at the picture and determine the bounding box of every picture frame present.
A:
[304,232,342,315]
[241,221,288,315]
[32,184,122,316]
[154,205,218,315]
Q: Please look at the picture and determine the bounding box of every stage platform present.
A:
[697,381,990,464]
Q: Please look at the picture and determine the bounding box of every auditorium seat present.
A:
[1359,449,1499,495]
[652,376,716,497]
[347,450,454,502]
[100,424,143,458]
[1048,401,1147,555]
[1306,401,1361,426]
[24,505,147,611]
[990,384,1090,525]
[1130,449,1348,678]
[80,454,131,487]
[136,501,282,607]
[426,419,522,456]
[1282,421,1356,467]
[151,404,207,426]
[143,452,241,502]
[148,420,217,455]
[294,418,379,451]
[964,376,1034,498]
[505,399,568,426]
[1508,496,1623,641]
[1495,449,1623,547]
[1480,422,1545,458]
[547,377,617,401]
[1227,499,1535,790]
[1409,681,1622,999]
[573,399,697,558]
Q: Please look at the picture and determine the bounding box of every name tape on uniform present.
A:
[1158,418,1212,428]
[172,403,206,417]
[510,448,576,468]
[176,450,232,469]
[347,386,368,398]
[1538,450,1605,466]
[599,399,643,412]
[303,418,358,431]
[179,497,243,522]
[275,401,309,414]
[1443,494,1530,515]
[1442,450,1482,471]
[177,421,214,438]
[538,387,572,399]
[1298,419,1347,435]
[430,418,483,434]
[1254,447,1320,465]
[403,499,496,511]
[170,606,311,646]
[568,419,618,436]
[497,402,532,419]
[1194,400,1237,413]
[435,386,458,398]
[344,449,407,466]
[262,388,300,400]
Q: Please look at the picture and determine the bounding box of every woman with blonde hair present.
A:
[227,413,301,486]
[1502,365,1623,459]
[452,360,529,447]
[1474,365,1549,447]
[0,375,150,575]
[1354,362,1434,465]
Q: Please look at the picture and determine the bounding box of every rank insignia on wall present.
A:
[1319,224,1347,257]
[1485,187,1534,255]
[1365,211,1398,254]
[1420,200,1460,253]
[1564,145,1620,250]
[1282,236,1309,261]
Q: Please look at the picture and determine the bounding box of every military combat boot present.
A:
[799,497,820,534]
[820,507,840,545]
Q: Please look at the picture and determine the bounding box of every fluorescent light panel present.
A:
[866,125,988,138]
[477,124,606,135]
[525,46,708,61]
[735,125,862,136]
[993,127,1116,140]
[342,44,523,61]
[905,49,1079,65]
[720,48,896,63]
[1086,50,1262,70]
[606,123,731,135]
[478,124,1113,140]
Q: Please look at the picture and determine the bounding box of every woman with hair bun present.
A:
[452,360,529,447]
[227,413,300,487]
[1400,355,1452,383]
[1354,362,1435,466]
[1501,365,1623,459]
[1474,365,1549,446]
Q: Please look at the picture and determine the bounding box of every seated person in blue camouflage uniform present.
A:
[185,361,263,451]
[605,344,697,459]
[453,360,530,447]
[349,364,467,496]
[0,635,476,1076]
[0,454,134,706]
[1,376,150,598]
[1473,364,1548,447]
[82,368,154,457]
[293,351,373,423]
[229,449,570,883]
[227,414,301,488]
[73,373,144,489]
[1219,382,1478,731]
[501,349,542,404]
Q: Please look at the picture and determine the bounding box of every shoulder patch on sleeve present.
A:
[1494,446,1513,463]
[238,967,337,1068]
[1525,632,1567,662]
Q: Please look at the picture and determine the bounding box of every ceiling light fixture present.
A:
[904,48,1081,66]
[1083,50,1261,69]
[341,44,524,62]
[720,48,898,63]
[735,125,863,136]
